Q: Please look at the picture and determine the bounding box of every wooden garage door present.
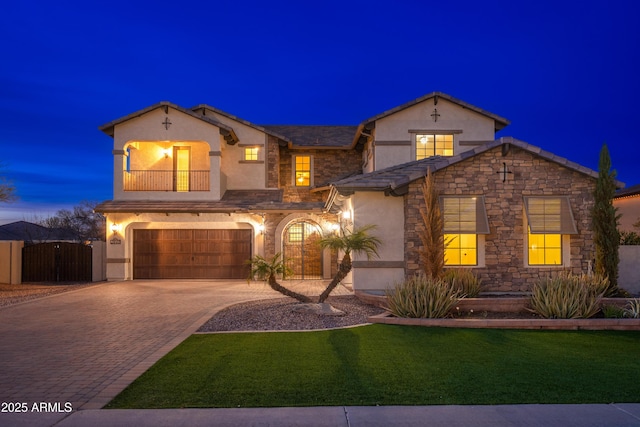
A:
[133,229,252,279]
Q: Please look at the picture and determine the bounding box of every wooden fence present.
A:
[22,242,92,282]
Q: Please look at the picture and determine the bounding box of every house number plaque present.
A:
[110,238,122,245]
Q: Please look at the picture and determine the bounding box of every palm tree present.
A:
[317,225,382,303]
[247,253,312,303]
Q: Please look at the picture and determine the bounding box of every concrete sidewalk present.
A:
[2,404,639,426]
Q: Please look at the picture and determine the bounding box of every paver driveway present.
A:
[0,280,308,416]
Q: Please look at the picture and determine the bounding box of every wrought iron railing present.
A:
[123,170,210,191]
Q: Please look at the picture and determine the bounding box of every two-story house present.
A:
[96,92,607,293]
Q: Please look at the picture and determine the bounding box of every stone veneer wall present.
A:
[266,136,280,188]
[279,147,362,203]
[404,145,596,292]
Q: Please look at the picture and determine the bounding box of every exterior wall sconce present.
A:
[110,223,121,234]
[341,210,353,227]
[162,149,170,159]
[257,223,265,235]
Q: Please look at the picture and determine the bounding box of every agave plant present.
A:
[442,269,482,298]
[386,274,461,318]
[625,298,640,318]
[528,273,602,319]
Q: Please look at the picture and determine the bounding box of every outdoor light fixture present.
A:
[110,223,121,233]
[257,223,265,234]
[342,210,352,220]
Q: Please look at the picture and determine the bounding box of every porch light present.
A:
[110,223,121,233]
[257,224,265,234]
[342,210,352,220]
[162,149,170,159]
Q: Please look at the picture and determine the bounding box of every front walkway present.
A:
[0,279,344,426]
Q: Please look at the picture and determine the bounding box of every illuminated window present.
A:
[441,197,489,266]
[523,197,577,266]
[294,155,311,187]
[416,134,453,160]
[445,233,477,265]
[528,232,562,265]
[244,147,259,161]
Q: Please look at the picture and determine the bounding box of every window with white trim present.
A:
[523,196,577,266]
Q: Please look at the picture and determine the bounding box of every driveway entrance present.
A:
[0,280,294,426]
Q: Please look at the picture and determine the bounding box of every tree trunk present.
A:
[318,253,352,303]
[268,274,312,303]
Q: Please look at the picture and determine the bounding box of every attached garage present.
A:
[133,229,252,279]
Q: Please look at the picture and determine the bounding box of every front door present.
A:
[283,221,323,279]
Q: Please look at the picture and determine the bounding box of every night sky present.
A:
[1,0,638,224]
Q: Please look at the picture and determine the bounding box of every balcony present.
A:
[123,170,210,192]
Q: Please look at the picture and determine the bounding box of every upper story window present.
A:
[416,134,453,160]
[244,147,259,161]
[441,196,489,266]
[523,196,577,266]
[294,155,312,187]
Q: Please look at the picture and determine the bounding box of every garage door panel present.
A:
[134,229,251,279]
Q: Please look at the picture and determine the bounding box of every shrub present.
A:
[577,272,613,297]
[442,269,482,298]
[620,231,640,245]
[386,274,461,318]
[528,272,602,319]
[625,299,640,319]
[602,304,626,319]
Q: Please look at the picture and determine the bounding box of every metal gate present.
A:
[22,242,92,282]
[283,221,322,279]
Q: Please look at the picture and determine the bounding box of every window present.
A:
[441,196,489,266]
[528,232,562,265]
[523,196,577,266]
[244,147,259,161]
[416,134,453,160]
[294,155,311,187]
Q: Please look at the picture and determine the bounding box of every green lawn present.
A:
[107,325,640,408]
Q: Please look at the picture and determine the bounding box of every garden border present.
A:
[357,291,640,330]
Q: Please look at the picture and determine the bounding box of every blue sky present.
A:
[1,0,638,224]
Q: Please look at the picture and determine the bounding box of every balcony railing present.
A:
[123,170,210,192]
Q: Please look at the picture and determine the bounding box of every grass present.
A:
[107,324,640,408]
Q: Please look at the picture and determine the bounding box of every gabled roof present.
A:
[190,104,293,143]
[261,125,358,149]
[99,101,239,144]
[0,221,79,242]
[362,91,510,131]
[329,137,620,200]
[351,92,510,149]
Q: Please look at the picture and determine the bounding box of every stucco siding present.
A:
[614,196,640,232]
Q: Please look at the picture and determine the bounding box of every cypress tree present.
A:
[592,143,620,294]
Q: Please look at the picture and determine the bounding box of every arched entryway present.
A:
[282,220,323,279]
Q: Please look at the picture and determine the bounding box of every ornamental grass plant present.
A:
[529,271,603,319]
[386,274,461,318]
[442,268,482,298]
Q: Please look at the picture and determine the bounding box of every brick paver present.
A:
[0,279,342,416]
